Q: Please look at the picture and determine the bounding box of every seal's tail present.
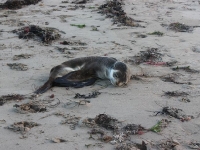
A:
[34,79,53,94]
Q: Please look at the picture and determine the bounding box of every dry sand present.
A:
[1,0,200,149]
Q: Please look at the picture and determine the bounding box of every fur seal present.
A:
[35,56,131,94]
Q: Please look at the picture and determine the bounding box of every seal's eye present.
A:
[113,73,118,78]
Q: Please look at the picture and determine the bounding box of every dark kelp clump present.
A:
[168,22,192,32]
[125,48,163,65]
[72,0,88,4]
[13,25,61,44]
[98,0,141,27]
[13,54,33,60]
[94,114,119,130]
[0,0,41,9]
[155,106,194,122]
[74,91,101,99]
[163,91,189,97]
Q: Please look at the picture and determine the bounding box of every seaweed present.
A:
[172,66,199,73]
[13,54,32,60]
[7,63,28,71]
[0,0,42,10]
[148,31,164,36]
[12,25,61,44]
[74,91,101,99]
[98,0,142,27]
[70,24,86,28]
[0,94,25,106]
[88,128,113,143]
[125,48,162,65]
[155,106,194,121]
[6,121,40,134]
[60,40,87,46]
[72,0,88,4]
[168,22,192,32]
[160,74,191,85]
[155,139,181,150]
[94,114,119,130]
[122,124,146,135]
[150,119,170,133]
[53,112,81,130]
[13,102,46,113]
[163,91,189,97]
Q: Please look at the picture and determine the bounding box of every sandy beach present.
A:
[1,0,200,149]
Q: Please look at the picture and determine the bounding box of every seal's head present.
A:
[109,62,131,86]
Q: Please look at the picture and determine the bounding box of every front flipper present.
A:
[53,71,97,88]
[34,79,53,94]
[74,78,97,88]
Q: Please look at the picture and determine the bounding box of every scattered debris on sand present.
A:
[115,141,148,150]
[53,112,81,130]
[150,119,171,133]
[160,74,191,85]
[65,99,90,108]
[74,91,101,99]
[165,60,178,67]
[130,75,143,81]
[13,102,47,113]
[125,48,163,65]
[155,106,194,121]
[192,46,200,53]
[83,114,149,147]
[163,91,189,97]
[61,116,81,130]
[0,94,26,106]
[148,31,164,36]
[13,54,33,60]
[188,141,200,149]
[0,0,42,9]
[6,121,40,134]
[168,22,192,32]
[88,128,113,143]
[122,124,146,135]
[7,63,28,71]
[180,97,191,103]
[51,138,67,143]
[172,66,199,73]
[98,0,142,27]
[12,25,61,44]
[56,47,87,53]
[155,139,182,150]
